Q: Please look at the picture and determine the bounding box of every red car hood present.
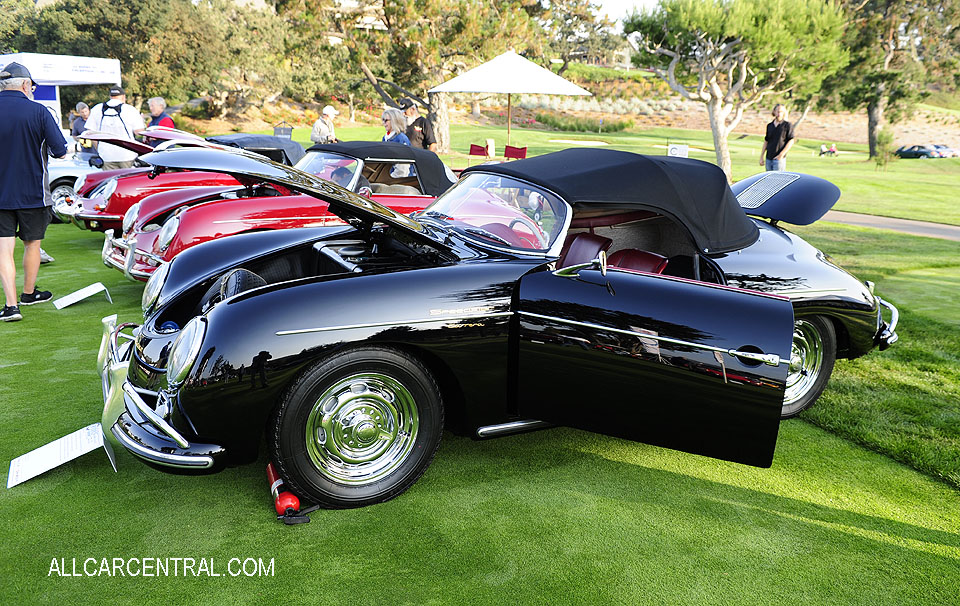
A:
[136,185,244,226]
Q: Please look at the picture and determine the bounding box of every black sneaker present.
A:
[20,289,52,306]
[1,305,22,322]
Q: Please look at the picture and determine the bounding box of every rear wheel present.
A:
[781,315,836,418]
[269,347,443,508]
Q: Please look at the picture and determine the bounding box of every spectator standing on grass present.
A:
[381,109,411,146]
[85,85,146,169]
[71,102,93,152]
[398,97,436,152]
[759,103,795,171]
[0,63,67,322]
[310,105,339,144]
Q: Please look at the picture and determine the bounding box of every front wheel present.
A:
[269,347,443,508]
[781,315,836,418]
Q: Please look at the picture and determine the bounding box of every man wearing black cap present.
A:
[0,62,67,322]
[398,97,437,152]
[85,85,145,169]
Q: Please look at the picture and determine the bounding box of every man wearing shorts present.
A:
[0,62,67,322]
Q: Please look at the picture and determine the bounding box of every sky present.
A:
[597,0,658,26]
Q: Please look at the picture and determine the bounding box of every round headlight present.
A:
[167,316,206,388]
[99,177,118,202]
[122,202,140,234]
[156,213,181,252]
[142,260,170,316]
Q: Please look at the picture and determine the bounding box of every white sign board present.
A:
[7,423,107,488]
[53,282,113,310]
[667,144,689,158]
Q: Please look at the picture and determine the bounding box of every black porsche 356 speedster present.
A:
[97,147,898,508]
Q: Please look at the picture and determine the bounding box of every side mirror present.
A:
[553,250,608,278]
[89,156,104,168]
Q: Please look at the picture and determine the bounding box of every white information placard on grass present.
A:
[53,282,113,310]
[7,423,105,488]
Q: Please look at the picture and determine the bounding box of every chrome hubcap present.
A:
[783,319,823,406]
[305,373,418,485]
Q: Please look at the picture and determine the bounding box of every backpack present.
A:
[97,101,131,138]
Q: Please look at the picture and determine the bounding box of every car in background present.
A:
[96,148,898,509]
[48,150,102,208]
[932,144,959,158]
[101,142,456,280]
[57,129,305,232]
[894,145,943,159]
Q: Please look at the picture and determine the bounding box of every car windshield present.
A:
[295,151,360,187]
[421,172,568,252]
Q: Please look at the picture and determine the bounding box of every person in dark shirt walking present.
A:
[398,97,437,152]
[759,104,795,171]
[0,62,67,322]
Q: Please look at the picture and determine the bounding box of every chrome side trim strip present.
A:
[276,311,514,336]
[111,424,213,469]
[519,311,783,366]
[122,382,190,448]
[476,420,551,438]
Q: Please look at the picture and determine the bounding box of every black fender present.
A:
[175,260,544,456]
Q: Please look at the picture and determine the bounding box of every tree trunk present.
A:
[471,98,481,117]
[792,101,812,132]
[348,92,355,123]
[428,91,450,153]
[867,84,886,159]
[705,99,732,182]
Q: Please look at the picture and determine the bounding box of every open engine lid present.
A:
[731,172,840,226]
[139,146,448,251]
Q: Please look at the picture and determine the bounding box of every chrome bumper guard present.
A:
[53,198,80,224]
[101,229,161,281]
[875,297,899,350]
[98,314,218,470]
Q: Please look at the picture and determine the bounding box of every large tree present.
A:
[541,0,620,76]
[819,1,960,158]
[624,0,847,179]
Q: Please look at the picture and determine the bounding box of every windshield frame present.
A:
[422,171,571,258]
[295,150,364,191]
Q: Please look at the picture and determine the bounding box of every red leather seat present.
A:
[607,249,669,274]
[558,233,613,268]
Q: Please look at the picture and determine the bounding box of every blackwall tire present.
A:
[269,347,443,508]
[781,315,837,419]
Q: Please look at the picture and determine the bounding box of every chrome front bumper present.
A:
[98,315,223,470]
[101,229,162,281]
[875,297,899,350]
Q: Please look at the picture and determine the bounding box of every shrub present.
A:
[534,112,634,132]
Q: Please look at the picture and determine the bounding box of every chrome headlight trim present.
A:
[99,177,118,202]
[156,213,180,252]
[167,316,206,388]
[74,175,86,193]
[141,260,170,317]
[122,202,140,234]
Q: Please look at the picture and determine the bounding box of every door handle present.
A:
[730,349,781,366]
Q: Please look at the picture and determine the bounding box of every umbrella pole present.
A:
[507,93,511,147]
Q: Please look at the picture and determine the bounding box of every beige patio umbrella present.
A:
[428,51,591,146]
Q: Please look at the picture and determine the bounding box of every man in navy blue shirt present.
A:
[0,62,67,322]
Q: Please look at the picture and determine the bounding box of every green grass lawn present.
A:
[1,213,958,603]
[285,122,960,226]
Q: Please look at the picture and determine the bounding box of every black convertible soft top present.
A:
[464,148,759,254]
[206,133,306,166]
[307,141,456,197]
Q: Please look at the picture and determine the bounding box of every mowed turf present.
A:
[1,217,958,603]
[299,123,960,226]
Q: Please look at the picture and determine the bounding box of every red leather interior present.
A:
[558,233,613,268]
[608,249,669,274]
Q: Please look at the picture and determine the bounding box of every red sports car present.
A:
[101,142,457,280]
[55,129,305,232]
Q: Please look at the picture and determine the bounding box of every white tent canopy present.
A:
[0,53,122,130]
[429,51,590,145]
[0,52,121,86]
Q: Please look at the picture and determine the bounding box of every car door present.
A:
[516,266,794,467]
